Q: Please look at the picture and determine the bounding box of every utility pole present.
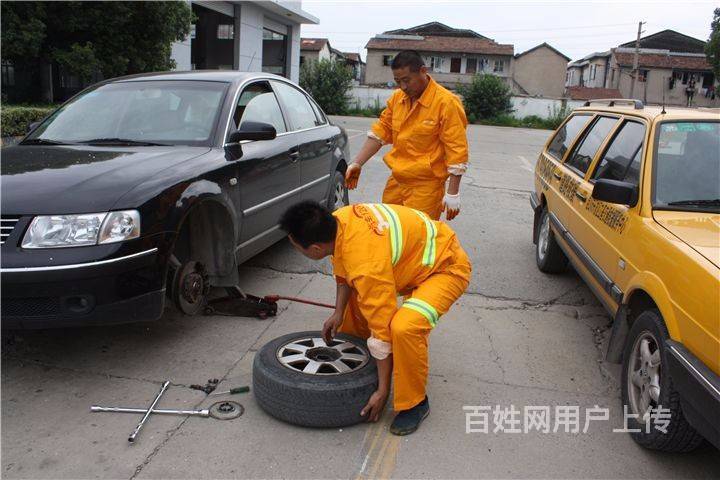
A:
[629,21,646,99]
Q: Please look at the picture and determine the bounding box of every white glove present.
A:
[443,192,461,220]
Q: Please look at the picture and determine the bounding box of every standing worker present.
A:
[280,201,472,435]
[345,50,469,221]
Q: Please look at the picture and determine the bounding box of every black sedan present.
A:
[1,71,350,328]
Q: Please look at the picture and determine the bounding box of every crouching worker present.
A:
[280,201,472,435]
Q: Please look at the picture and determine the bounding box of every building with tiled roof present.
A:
[364,22,516,90]
[566,30,717,107]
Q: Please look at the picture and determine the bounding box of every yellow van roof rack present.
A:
[582,99,644,109]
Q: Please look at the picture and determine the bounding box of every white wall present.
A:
[348,86,585,119]
[511,96,585,118]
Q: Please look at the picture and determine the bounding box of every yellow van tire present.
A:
[536,207,568,273]
[620,309,704,452]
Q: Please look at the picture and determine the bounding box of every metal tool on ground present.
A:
[209,401,244,420]
[128,380,169,443]
[209,385,250,396]
[190,378,220,394]
[91,406,210,417]
[202,285,335,318]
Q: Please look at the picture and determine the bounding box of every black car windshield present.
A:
[25,80,229,146]
[653,121,720,213]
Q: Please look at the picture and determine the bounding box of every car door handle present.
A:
[289,149,300,162]
[325,139,333,146]
[553,171,562,180]
[575,191,588,202]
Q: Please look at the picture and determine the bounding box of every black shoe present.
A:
[389,396,430,436]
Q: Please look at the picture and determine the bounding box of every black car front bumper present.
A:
[1,237,168,329]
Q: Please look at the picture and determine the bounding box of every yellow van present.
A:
[530,99,719,452]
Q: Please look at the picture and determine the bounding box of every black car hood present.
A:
[1,145,210,215]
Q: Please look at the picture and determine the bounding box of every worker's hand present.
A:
[345,162,362,190]
[322,312,343,344]
[360,389,389,422]
[443,192,461,221]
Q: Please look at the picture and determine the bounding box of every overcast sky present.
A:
[299,0,718,62]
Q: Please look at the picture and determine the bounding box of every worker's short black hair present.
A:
[391,50,425,72]
[280,201,338,249]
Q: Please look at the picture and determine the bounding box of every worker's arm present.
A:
[361,354,392,421]
[440,98,469,220]
[346,94,395,189]
[322,282,351,344]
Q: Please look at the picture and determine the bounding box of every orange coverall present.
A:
[370,76,469,220]
[332,204,472,410]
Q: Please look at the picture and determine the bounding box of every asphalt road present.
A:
[2,116,719,479]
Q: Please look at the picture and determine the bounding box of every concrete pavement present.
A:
[2,116,719,479]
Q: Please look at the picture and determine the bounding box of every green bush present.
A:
[457,74,513,120]
[299,59,353,115]
[345,97,385,118]
[1,105,56,137]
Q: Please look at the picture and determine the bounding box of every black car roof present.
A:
[110,70,286,84]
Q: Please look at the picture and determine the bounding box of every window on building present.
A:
[590,65,596,80]
[430,56,443,72]
[638,69,648,83]
[190,24,196,40]
[1,61,15,87]
[592,121,645,185]
[383,55,394,66]
[300,56,305,65]
[547,114,592,161]
[565,116,618,176]
[450,57,461,73]
[217,24,234,40]
[493,60,504,73]
[610,68,615,84]
[702,72,714,88]
[466,58,477,74]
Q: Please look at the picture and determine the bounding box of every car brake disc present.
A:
[209,401,244,420]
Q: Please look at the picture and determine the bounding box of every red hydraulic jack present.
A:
[204,286,334,319]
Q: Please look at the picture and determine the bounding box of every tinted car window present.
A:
[271,81,317,131]
[592,121,645,185]
[654,122,720,210]
[547,114,592,160]
[565,116,618,175]
[232,82,286,134]
[28,81,228,146]
[308,97,327,125]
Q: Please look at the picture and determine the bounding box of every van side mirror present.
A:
[228,121,277,143]
[592,179,638,207]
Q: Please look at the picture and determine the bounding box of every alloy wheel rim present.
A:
[277,337,369,375]
[627,331,661,423]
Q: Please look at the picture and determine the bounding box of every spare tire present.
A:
[253,331,377,427]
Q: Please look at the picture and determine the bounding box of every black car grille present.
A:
[1,216,20,245]
[2,297,62,317]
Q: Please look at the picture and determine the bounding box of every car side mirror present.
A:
[228,121,277,143]
[592,179,638,207]
[28,121,41,133]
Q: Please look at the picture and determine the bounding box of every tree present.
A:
[1,1,192,100]
[299,59,353,115]
[456,74,513,121]
[706,8,720,80]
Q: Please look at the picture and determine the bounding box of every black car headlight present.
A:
[21,210,140,248]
